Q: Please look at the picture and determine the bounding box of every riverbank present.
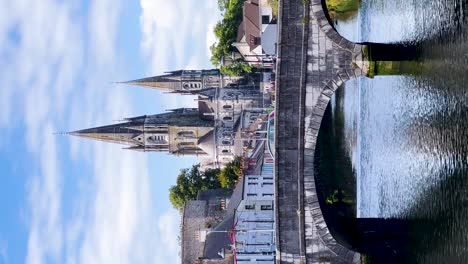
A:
[326,0,360,21]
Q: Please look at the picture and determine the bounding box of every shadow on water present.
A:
[314,89,468,262]
[314,98,430,262]
[331,0,468,45]
[314,0,468,262]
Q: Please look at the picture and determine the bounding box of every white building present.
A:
[233,147,276,263]
[234,200,275,263]
[233,0,278,67]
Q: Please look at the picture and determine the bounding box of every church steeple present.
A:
[121,69,222,94]
[68,123,145,147]
[121,71,184,92]
[68,108,215,155]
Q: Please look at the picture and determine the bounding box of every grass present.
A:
[326,0,360,21]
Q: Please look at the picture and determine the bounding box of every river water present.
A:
[317,0,468,262]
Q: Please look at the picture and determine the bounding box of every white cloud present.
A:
[157,209,180,261]
[139,0,221,75]
[138,0,221,111]
[0,0,183,264]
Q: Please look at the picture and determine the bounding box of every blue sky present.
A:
[0,0,220,263]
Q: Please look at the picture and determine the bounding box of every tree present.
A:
[169,165,221,211]
[217,0,229,12]
[220,61,253,76]
[210,0,244,66]
[217,157,242,188]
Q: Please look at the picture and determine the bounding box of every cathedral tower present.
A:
[69,108,216,156]
[122,69,259,95]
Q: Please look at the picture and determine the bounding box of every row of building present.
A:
[183,141,276,264]
[230,0,278,68]
[66,1,280,263]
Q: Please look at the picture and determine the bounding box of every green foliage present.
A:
[326,0,360,21]
[217,0,229,12]
[325,189,352,205]
[217,157,242,188]
[169,158,243,210]
[169,165,221,211]
[210,0,244,66]
[220,61,253,76]
[268,0,279,17]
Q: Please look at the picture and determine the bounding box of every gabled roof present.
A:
[202,177,244,259]
[237,1,261,51]
[198,100,215,121]
[181,200,209,263]
[198,130,215,157]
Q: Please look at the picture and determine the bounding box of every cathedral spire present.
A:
[68,121,145,146]
[68,109,215,155]
[119,74,182,91]
[119,69,226,95]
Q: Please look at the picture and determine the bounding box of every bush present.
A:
[210,0,245,66]
[220,61,253,76]
[169,165,221,210]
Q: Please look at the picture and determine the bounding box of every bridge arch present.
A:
[303,73,363,262]
[310,0,361,51]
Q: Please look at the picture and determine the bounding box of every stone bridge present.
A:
[274,0,427,262]
[274,0,367,263]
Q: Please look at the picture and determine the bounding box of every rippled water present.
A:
[318,0,468,261]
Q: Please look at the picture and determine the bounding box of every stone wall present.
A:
[275,0,366,263]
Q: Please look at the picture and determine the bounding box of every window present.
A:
[248,182,258,185]
[262,15,270,24]
[222,140,231,146]
[223,105,233,109]
[244,204,255,210]
[178,131,195,137]
[262,182,273,186]
[261,205,273,210]
[262,194,274,197]
[249,36,261,45]
[247,193,257,197]
[147,135,167,144]
[263,177,273,180]
[178,142,195,148]
[221,149,230,154]
[223,116,233,121]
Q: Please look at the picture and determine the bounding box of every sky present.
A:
[0,0,221,263]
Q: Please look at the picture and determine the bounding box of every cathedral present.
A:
[69,69,268,170]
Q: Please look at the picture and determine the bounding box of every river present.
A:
[316,0,468,262]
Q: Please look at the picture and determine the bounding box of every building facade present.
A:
[69,69,269,170]
[233,149,276,263]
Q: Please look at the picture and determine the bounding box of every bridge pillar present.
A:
[365,43,422,62]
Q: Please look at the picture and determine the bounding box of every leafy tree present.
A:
[267,0,279,17]
[210,0,244,66]
[217,157,242,188]
[217,0,229,12]
[169,157,243,210]
[220,61,253,76]
[169,165,221,210]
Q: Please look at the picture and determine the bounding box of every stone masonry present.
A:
[275,0,367,263]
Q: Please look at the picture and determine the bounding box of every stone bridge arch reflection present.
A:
[309,79,434,262]
[274,0,435,262]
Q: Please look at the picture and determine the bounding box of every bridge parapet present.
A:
[275,0,365,263]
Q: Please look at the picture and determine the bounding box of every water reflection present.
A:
[334,0,467,43]
[316,0,468,261]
